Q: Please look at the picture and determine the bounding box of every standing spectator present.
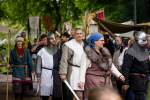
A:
[78,32,125,99]
[114,36,123,52]
[31,38,37,48]
[9,36,35,100]
[122,31,149,100]
[118,38,131,67]
[113,36,123,95]
[59,28,88,100]
[147,35,150,80]
[31,38,37,64]
[59,32,70,49]
[31,34,47,54]
[21,32,32,51]
[103,34,114,56]
[147,35,150,58]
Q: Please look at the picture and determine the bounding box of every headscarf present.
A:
[87,32,104,48]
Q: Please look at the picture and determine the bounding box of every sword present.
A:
[63,79,80,100]
[36,82,40,95]
[36,81,41,100]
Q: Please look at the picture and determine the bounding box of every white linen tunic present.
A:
[65,39,84,90]
[37,48,54,96]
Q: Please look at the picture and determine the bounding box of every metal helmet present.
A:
[135,31,147,48]
[47,30,56,40]
[47,30,56,46]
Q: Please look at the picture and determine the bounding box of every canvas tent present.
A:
[93,17,149,34]
[119,21,134,37]
[138,22,150,26]
[0,25,14,33]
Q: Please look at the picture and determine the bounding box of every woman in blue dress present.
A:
[9,36,35,100]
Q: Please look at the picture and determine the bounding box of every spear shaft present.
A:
[6,30,11,100]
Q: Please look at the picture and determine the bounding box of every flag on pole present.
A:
[29,16,40,31]
[62,20,72,34]
[42,15,54,31]
[96,10,105,20]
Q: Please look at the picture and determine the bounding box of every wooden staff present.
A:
[6,30,10,100]
[84,9,89,39]
[93,17,115,39]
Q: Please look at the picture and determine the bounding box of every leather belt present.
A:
[42,67,53,70]
[99,74,111,78]
[87,73,111,77]
[87,73,111,85]
[12,65,26,67]
[130,73,147,77]
[69,63,80,67]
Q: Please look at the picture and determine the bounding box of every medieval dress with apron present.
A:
[36,46,62,99]
[79,46,122,98]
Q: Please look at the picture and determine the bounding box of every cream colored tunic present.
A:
[59,39,84,90]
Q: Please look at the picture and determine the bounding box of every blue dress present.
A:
[10,48,35,83]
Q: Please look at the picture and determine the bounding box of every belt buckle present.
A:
[103,74,107,78]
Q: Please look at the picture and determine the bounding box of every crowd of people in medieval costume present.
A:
[7,29,150,100]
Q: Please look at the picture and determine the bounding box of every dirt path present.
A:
[0,73,41,100]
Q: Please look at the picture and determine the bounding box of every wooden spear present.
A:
[6,30,10,100]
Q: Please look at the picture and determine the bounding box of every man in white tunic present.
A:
[59,28,88,100]
[36,32,62,100]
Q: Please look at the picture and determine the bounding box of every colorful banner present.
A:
[42,15,54,31]
[29,16,39,31]
[62,20,72,34]
[96,10,105,20]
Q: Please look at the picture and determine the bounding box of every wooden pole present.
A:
[84,9,89,39]
[6,30,10,100]
[93,17,115,38]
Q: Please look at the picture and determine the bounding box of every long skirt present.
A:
[84,74,112,98]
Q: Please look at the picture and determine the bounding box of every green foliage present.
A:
[2,0,84,31]
[0,0,150,31]
[75,0,150,23]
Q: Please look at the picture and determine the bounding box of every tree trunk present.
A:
[52,0,62,31]
[140,0,150,22]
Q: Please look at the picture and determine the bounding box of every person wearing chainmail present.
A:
[9,36,35,100]
[122,31,150,100]
[78,32,125,99]
[36,32,62,100]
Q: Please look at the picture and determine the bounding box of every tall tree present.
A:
[1,0,150,30]
[5,0,82,31]
[75,0,150,23]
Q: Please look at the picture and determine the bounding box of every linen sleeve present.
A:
[36,56,42,78]
[78,52,91,83]
[111,63,122,78]
[59,45,73,75]
[118,52,124,67]
[26,48,35,72]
